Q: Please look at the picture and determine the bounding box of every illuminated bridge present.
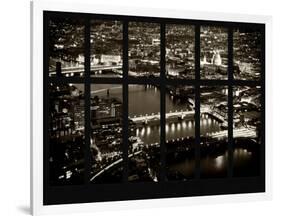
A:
[207,127,257,139]
[130,106,255,140]
[130,110,195,124]
[129,107,216,124]
[49,64,122,76]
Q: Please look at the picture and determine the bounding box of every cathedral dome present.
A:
[212,51,222,66]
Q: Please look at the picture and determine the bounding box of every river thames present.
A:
[88,83,259,179]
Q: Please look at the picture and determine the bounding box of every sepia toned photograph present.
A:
[47,19,264,183]
[233,86,261,176]
[48,17,85,77]
[129,22,161,78]
[165,85,195,180]
[48,83,85,185]
[200,86,228,178]
[166,24,195,79]
[128,85,161,182]
[233,28,262,80]
[44,11,265,206]
[90,20,123,78]
[90,84,123,183]
[200,26,228,79]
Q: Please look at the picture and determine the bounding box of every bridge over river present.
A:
[49,65,122,76]
[130,106,255,140]
[130,107,224,124]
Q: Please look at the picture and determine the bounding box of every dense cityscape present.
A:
[47,18,263,184]
[48,83,85,185]
[200,26,228,79]
[233,28,262,80]
[90,20,123,77]
[129,22,161,77]
[48,17,85,77]
[90,84,124,183]
[166,25,195,79]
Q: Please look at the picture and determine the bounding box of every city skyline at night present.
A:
[47,16,264,186]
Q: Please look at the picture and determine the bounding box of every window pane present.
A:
[200,26,228,80]
[90,20,123,78]
[165,85,195,180]
[129,22,160,78]
[233,86,261,176]
[90,84,123,183]
[128,85,161,182]
[48,83,85,185]
[166,24,195,79]
[200,86,228,178]
[233,28,262,80]
[48,17,84,77]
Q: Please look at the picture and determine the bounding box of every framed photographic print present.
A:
[31,1,272,215]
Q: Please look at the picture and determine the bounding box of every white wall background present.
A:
[0,0,280,215]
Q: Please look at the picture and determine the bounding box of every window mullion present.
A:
[160,22,166,181]
[228,27,234,178]
[122,20,129,182]
[195,24,201,179]
[84,17,91,184]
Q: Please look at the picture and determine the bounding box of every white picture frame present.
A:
[31,0,272,215]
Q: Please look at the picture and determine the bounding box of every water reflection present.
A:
[169,147,257,179]
[215,155,225,169]
[135,116,221,146]
[90,83,259,180]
